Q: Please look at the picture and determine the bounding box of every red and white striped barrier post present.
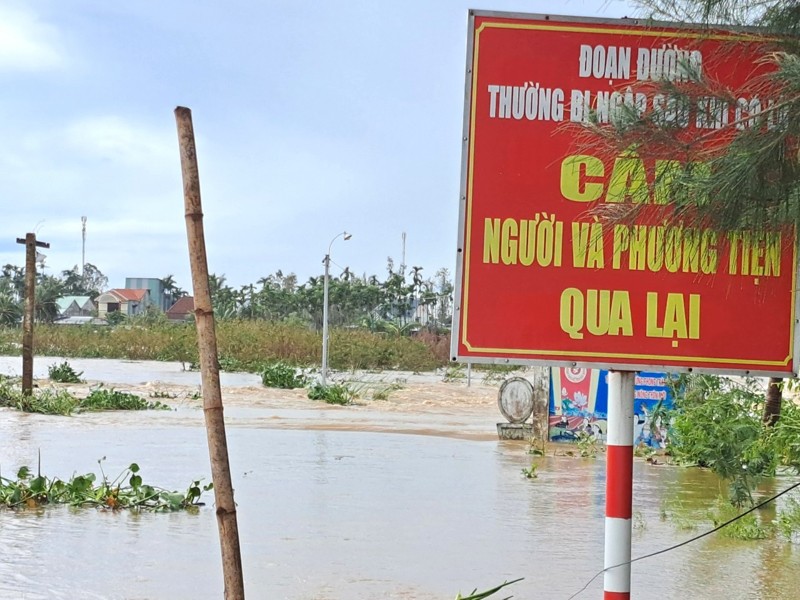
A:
[604,371,635,600]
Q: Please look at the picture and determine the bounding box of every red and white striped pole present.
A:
[604,371,635,600]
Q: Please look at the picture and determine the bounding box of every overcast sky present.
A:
[0,0,630,291]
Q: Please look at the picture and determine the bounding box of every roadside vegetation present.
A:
[0,320,449,373]
[651,374,800,541]
[668,375,800,507]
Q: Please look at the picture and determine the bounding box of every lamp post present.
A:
[321,231,351,385]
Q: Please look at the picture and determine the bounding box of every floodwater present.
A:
[1,358,800,599]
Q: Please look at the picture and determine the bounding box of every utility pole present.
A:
[81,216,87,279]
[16,233,50,395]
[401,231,406,277]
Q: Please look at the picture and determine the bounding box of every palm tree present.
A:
[161,274,179,308]
[35,275,65,323]
[0,279,21,325]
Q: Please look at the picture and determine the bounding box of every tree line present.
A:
[0,259,454,333]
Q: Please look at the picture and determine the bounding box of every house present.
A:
[125,277,170,311]
[96,288,150,319]
[166,296,194,322]
[56,296,96,318]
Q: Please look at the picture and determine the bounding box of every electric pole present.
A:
[16,233,50,395]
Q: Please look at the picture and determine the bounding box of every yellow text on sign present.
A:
[559,289,701,341]
[559,288,633,340]
[560,153,687,204]
[646,292,700,339]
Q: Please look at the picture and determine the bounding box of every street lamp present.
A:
[321,231,352,385]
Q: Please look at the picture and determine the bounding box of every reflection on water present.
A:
[1,408,799,599]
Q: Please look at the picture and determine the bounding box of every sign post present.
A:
[604,371,634,599]
[454,11,800,597]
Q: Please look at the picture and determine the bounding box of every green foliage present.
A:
[16,388,79,416]
[454,578,523,600]
[479,364,519,385]
[668,375,789,507]
[575,431,600,458]
[777,495,800,542]
[0,321,444,372]
[79,387,169,412]
[0,278,22,325]
[261,361,307,389]
[527,439,545,456]
[47,360,84,383]
[709,496,772,540]
[521,462,538,479]
[442,363,466,382]
[0,458,211,511]
[593,0,800,232]
[659,498,699,532]
[307,382,355,405]
[0,380,168,415]
[0,377,19,407]
[105,311,126,325]
[370,380,404,400]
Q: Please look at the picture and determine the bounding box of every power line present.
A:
[566,479,800,600]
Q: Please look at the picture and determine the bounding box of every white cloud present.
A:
[64,116,175,166]
[0,4,66,71]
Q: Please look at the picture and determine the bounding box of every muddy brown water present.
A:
[1,357,799,599]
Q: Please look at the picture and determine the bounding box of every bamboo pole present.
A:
[175,106,245,599]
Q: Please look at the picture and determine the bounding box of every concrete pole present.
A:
[321,254,331,386]
[604,370,635,600]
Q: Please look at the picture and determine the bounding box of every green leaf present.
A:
[129,463,140,473]
[17,466,30,479]
[29,476,47,494]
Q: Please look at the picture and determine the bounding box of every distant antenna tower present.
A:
[401,231,407,276]
[81,216,87,277]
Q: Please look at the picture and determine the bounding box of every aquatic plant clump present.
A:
[0,461,212,512]
[0,381,169,415]
[307,382,355,405]
[79,387,169,412]
[48,361,84,383]
[260,361,307,389]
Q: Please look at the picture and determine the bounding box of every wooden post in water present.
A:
[175,106,245,600]
[16,233,49,396]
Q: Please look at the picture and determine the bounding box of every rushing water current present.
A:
[1,358,799,599]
